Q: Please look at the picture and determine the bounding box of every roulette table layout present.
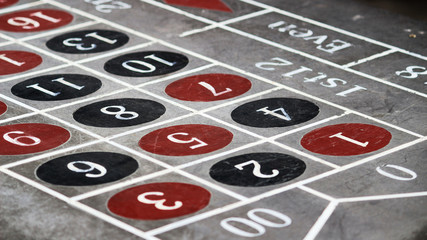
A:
[0,0,426,239]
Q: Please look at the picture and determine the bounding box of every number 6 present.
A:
[3,131,41,146]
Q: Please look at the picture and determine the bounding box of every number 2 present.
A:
[234,160,279,178]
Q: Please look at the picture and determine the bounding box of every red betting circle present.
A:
[0,101,7,116]
[108,182,211,220]
[0,123,70,155]
[300,123,392,156]
[139,124,233,156]
[0,51,42,75]
[0,9,73,32]
[0,0,18,9]
[165,73,252,102]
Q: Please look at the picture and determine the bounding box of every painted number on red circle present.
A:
[0,9,73,32]
[139,124,233,156]
[108,182,211,220]
[0,123,70,155]
[165,73,252,102]
[301,123,392,156]
[0,51,42,75]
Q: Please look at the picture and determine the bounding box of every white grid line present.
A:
[0,0,425,239]
[137,0,427,98]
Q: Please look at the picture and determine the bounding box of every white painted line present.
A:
[338,136,427,172]
[342,49,398,68]
[145,199,250,236]
[69,201,160,240]
[176,139,266,169]
[299,185,336,202]
[139,0,215,25]
[303,201,339,240]
[271,141,340,169]
[0,140,103,169]
[19,20,99,42]
[200,86,282,113]
[0,0,45,14]
[218,25,427,99]
[0,112,38,125]
[269,112,350,140]
[107,113,196,140]
[0,63,70,84]
[71,169,173,201]
[175,169,248,201]
[338,191,427,203]
[76,41,157,64]
[180,8,272,37]
[137,63,217,87]
[44,0,426,139]
[139,0,427,97]
[239,0,427,62]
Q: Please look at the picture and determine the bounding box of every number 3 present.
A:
[137,191,183,210]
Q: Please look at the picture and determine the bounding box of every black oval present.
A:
[104,51,189,77]
[36,152,138,186]
[231,98,319,128]
[46,29,129,54]
[73,98,166,128]
[11,74,102,101]
[209,152,306,187]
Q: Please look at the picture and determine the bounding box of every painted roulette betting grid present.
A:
[0,0,426,239]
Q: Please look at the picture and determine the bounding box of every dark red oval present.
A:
[0,9,73,32]
[165,73,252,102]
[0,123,70,155]
[0,51,42,75]
[108,182,211,220]
[301,123,392,156]
[139,124,233,156]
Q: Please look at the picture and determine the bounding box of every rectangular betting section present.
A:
[0,0,426,239]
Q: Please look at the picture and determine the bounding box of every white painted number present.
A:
[26,77,85,97]
[0,54,25,66]
[100,106,139,120]
[85,32,117,44]
[234,160,279,178]
[137,191,183,210]
[167,132,208,149]
[198,81,232,96]
[84,0,132,13]
[221,208,292,237]
[257,107,291,121]
[329,132,368,147]
[376,164,417,181]
[122,54,175,73]
[7,11,61,29]
[67,161,107,178]
[63,38,96,51]
[255,57,293,71]
[63,32,118,51]
[3,131,41,146]
[396,66,427,79]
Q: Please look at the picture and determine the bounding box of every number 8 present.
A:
[100,105,139,120]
